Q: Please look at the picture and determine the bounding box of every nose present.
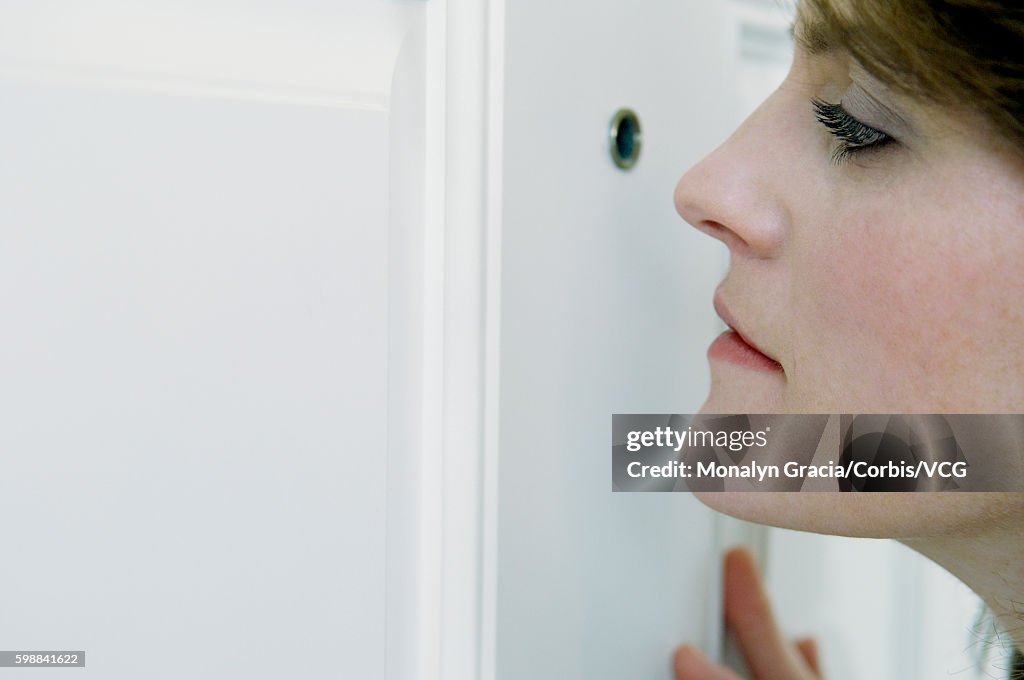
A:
[673,100,790,259]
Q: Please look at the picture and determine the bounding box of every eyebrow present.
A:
[790,16,835,55]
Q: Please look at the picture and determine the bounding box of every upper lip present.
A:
[712,290,781,365]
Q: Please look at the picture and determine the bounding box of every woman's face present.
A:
[673,10,1024,537]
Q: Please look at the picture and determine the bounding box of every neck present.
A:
[902,519,1024,652]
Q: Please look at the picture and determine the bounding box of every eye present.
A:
[812,99,895,165]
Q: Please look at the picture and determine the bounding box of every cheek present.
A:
[790,200,987,410]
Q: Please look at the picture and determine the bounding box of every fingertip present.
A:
[723,546,768,623]
[674,644,706,666]
[673,645,711,678]
[795,636,817,651]
[795,636,822,675]
[673,644,741,680]
[724,545,758,574]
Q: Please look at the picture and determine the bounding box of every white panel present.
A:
[0,78,388,679]
[0,2,425,677]
[497,1,737,678]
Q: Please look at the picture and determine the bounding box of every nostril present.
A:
[694,220,748,256]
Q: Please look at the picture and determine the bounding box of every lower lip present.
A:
[708,330,784,373]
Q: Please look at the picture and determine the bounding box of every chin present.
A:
[694,373,1024,540]
[692,490,1024,540]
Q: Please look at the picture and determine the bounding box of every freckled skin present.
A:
[673,36,1024,537]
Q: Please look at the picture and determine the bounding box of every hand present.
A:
[673,547,823,680]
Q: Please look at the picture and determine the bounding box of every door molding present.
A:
[415,0,506,679]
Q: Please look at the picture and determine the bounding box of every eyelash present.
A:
[811,99,894,165]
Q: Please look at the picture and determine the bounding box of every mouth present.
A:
[709,292,784,374]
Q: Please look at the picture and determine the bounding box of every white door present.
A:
[495,1,743,678]
[0,2,424,678]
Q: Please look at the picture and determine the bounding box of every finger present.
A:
[795,637,821,677]
[673,645,744,680]
[723,546,805,678]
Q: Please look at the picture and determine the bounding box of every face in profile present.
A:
[672,1,1024,538]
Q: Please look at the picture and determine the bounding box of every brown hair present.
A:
[795,0,1024,150]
